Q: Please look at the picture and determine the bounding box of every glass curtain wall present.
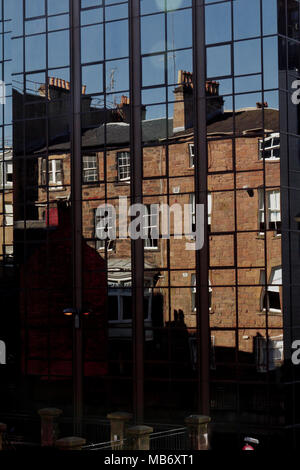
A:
[205,0,283,447]
[0,0,293,448]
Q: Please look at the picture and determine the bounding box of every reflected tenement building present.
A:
[0,0,299,449]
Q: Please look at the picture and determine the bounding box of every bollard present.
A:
[107,411,132,449]
[126,425,153,451]
[0,423,7,451]
[55,436,86,451]
[38,408,63,447]
[185,415,211,450]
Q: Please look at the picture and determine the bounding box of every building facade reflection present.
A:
[0,0,298,449]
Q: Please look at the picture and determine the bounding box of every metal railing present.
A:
[82,437,127,451]
[81,426,188,451]
[149,427,188,451]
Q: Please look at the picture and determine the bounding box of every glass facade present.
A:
[0,0,299,449]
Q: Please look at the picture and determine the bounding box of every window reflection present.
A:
[207,45,231,78]
[0,0,291,445]
[205,2,231,45]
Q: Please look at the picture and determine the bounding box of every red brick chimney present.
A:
[173,70,224,133]
[39,77,86,100]
[173,71,194,133]
[114,95,146,123]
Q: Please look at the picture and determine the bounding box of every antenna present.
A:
[108,67,118,107]
[109,68,116,91]
[171,12,176,85]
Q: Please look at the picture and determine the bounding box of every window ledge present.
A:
[46,186,66,192]
[114,181,130,186]
[96,247,115,253]
[258,158,280,163]
[256,232,282,239]
[257,309,282,316]
[83,183,100,188]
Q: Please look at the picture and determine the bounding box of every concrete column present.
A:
[185,415,211,450]
[126,425,153,451]
[0,423,7,451]
[107,411,132,449]
[38,408,63,447]
[55,436,86,451]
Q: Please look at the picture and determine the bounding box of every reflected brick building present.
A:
[13,71,283,387]
[1,0,299,450]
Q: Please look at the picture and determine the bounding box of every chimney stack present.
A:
[173,70,224,133]
[38,77,86,99]
[256,102,268,108]
[114,95,146,122]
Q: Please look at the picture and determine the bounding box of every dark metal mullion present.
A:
[129,0,144,424]
[102,2,108,270]
[1,0,5,259]
[259,0,272,429]
[192,0,210,416]
[70,0,83,435]
[164,0,173,386]
[102,0,111,387]
[280,0,293,442]
[230,0,241,437]
[22,0,29,378]
[45,0,52,383]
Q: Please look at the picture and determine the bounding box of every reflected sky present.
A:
[1,0,280,134]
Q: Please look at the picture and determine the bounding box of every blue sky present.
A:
[3,0,280,133]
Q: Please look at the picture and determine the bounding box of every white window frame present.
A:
[95,209,114,251]
[210,335,216,370]
[259,132,280,161]
[190,192,212,233]
[191,273,212,311]
[256,334,284,372]
[190,194,196,235]
[83,155,98,183]
[0,160,13,189]
[4,203,13,226]
[42,158,63,188]
[144,205,158,250]
[49,159,63,185]
[117,151,130,182]
[191,273,196,311]
[258,189,265,234]
[268,190,281,233]
[258,189,281,235]
[260,266,282,313]
[108,288,152,323]
[208,192,212,230]
[188,143,195,168]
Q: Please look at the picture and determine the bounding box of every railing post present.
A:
[0,423,7,451]
[126,425,153,450]
[107,411,132,449]
[185,415,211,450]
[38,408,63,447]
[55,436,86,451]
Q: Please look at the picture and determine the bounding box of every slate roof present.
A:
[38,107,279,154]
[206,108,279,136]
[43,118,174,153]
